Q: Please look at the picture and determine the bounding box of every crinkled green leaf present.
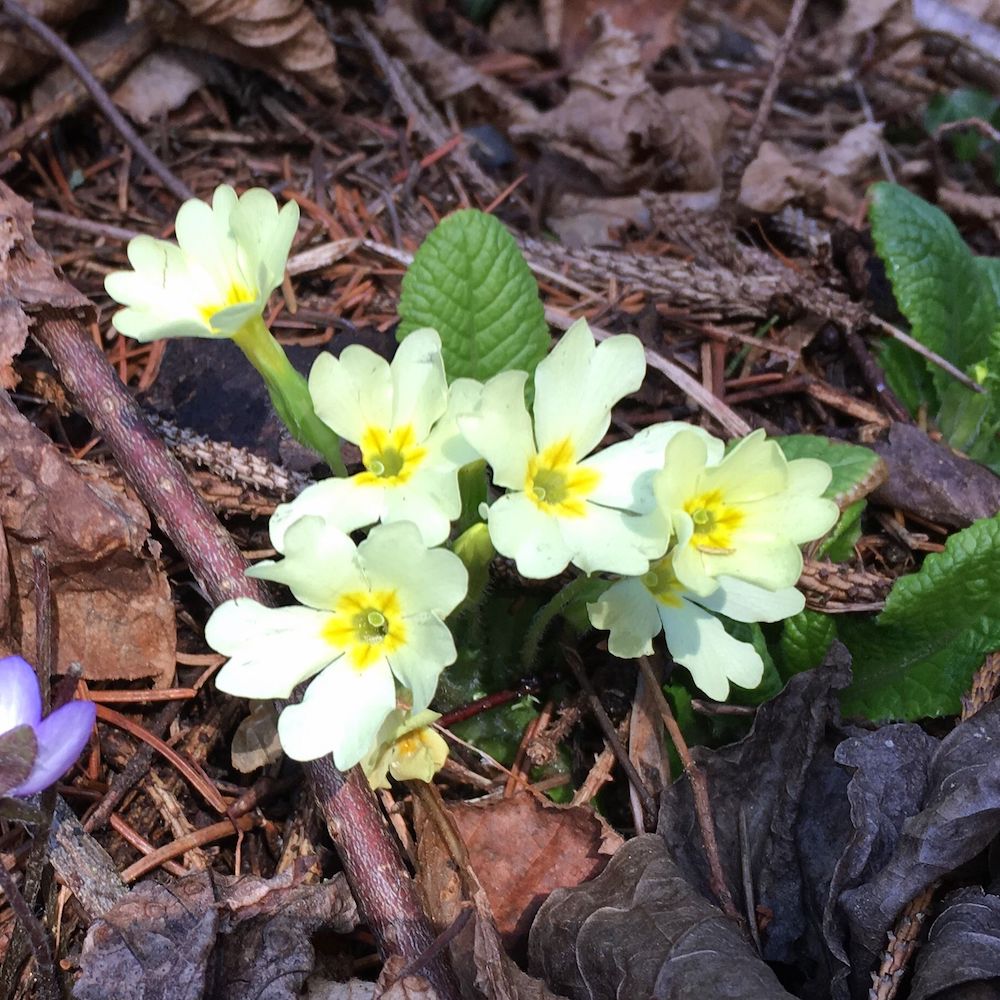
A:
[840,513,1000,720]
[398,209,550,381]
[777,609,837,681]
[776,434,883,505]
[869,182,1000,378]
[878,336,937,415]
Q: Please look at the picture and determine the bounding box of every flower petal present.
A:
[358,521,468,617]
[697,537,805,592]
[0,655,42,731]
[699,430,788,503]
[694,576,804,623]
[655,430,711,514]
[9,701,95,797]
[386,613,457,711]
[559,502,667,575]
[248,517,366,610]
[230,188,298,293]
[587,422,718,512]
[390,329,448,441]
[458,370,534,490]
[268,477,383,552]
[425,377,485,467]
[588,578,661,658]
[277,657,396,768]
[532,319,645,458]
[309,345,393,444]
[207,599,339,698]
[659,599,764,700]
[485,491,573,579]
[380,467,461,546]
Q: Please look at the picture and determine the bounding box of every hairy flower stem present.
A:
[233,317,346,476]
[32,316,460,999]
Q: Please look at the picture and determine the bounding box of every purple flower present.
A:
[0,655,95,798]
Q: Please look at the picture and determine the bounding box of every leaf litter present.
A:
[2,0,1000,997]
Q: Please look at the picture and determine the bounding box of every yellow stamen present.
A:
[524,438,601,517]
[321,589,406,670]
[356,425,427,486]
[684,489,743,552]
[200,283,256,327]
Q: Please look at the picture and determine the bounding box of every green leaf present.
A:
[460,0,502,21]
[775,434,883,505]
[840,512,1000,720]
[817,499,865,562]
[398,209,550,382]
[869,182,1000,378]
[923,89,1000,162]
[878,336,937,415]
[777,609,836,681]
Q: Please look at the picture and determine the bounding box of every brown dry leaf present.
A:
[510,16,728,194]
[0,182,174,684]
[547,193,650,247]
[131,0,341,99]
[552,0,684,70]
[415,792,570,1000]
[112,49,205,124]
[445,792,622,952]
[739,123,883,218]
[374,956,440,1000]
[76,862,358,1000]
[231,700,283,772]
[0,0,100,87]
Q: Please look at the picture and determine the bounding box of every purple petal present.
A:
[0,656,42,733]
[7,700,95,797]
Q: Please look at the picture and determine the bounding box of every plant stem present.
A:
[0,862,59,1000]
[30,314,460,1000]
[233,317,346,476]
[522,572,604,669]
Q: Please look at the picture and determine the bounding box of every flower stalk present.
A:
[232,317,346,475]
[30,314,460,1000]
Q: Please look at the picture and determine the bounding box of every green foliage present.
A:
[870,183,999,378]
[817,499,865,562]
[923,89,1000,168]
[868,182,1000,470]
[460,0,502,22]
[398,210,550,382]
[776,435,882,504]
[840,513,1000,721]
[777,609,837,681]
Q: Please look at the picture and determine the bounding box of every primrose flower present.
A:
[270,329,482,547]
[104,185,299,342]
[655,429,839,596]
[0,656,95,798]
[458,318,671,578]
[205,517,468,770]
[360,709,449,789]
[588,554,804,699]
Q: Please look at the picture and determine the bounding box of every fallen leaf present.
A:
[415,792,569,1000]
[510,17,728,194]
[231,701,283,772]
[0,392,175,685]
[444,792,620,953]
[909,888,1000,1000]
[76,864,358,1000]
[131,0,341,99]
[528,835,797,1000]
[555,0,684,70]
[374,956,440,999]
[113,49,205,125]
[872,422,1000,527]
[739,124,883,217]
[546,193,650,247]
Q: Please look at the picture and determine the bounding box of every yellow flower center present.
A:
[641,555,685,608]
[395,730,428,757]
[684,489,743,553]
[321,589,406,670]
[524,438,601,517]
[356,425,427,486]
[200,283,256,327]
